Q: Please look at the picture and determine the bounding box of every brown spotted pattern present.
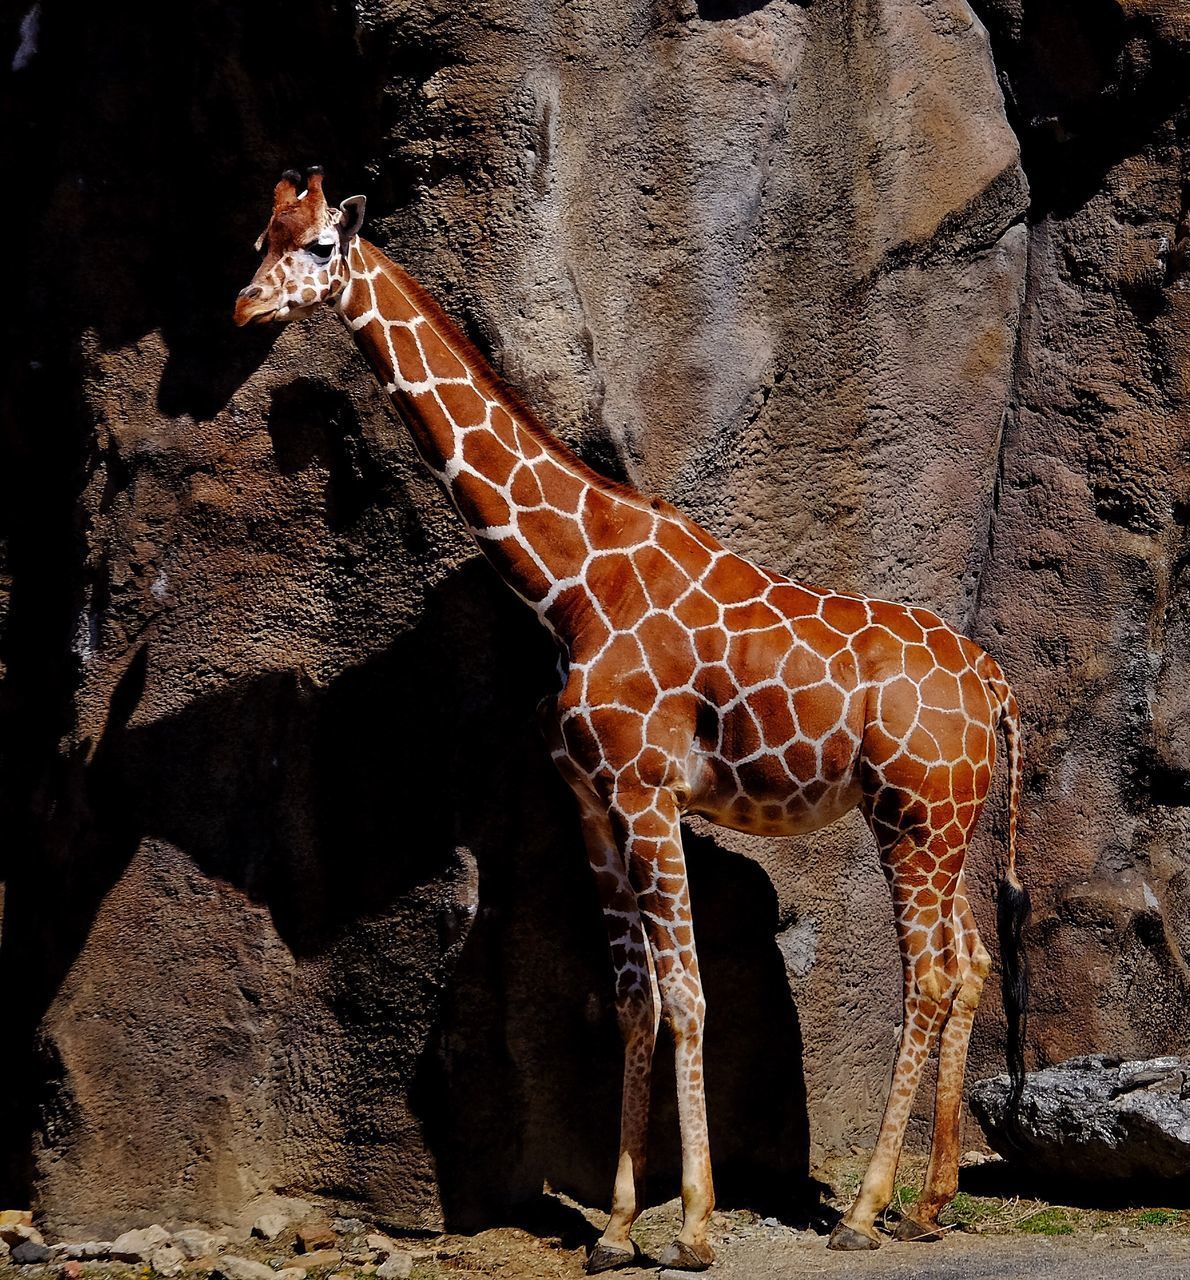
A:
[234,175,1025,1270]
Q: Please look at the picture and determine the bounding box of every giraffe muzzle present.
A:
[233,290,279,327]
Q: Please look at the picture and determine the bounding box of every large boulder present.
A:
[972,1055,1190,1182]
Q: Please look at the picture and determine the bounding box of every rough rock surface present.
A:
[109,1225,171,1264]
[212,1257,280,1280]
[9,1241,50,1266]
[972,1055,1190,1181]
[0,0,1185,1242]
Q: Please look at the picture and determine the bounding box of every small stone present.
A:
[250,1217,288,1244]
[212,1257,278,1280]
[184,1256,221,1274]
[2,1224,44,1249]
[58,1243,113,1262]
[273,1270,306,1280]
[374,1253,411,1280]
[111,1226,171,1263]
[12,1240,52,1265]
[152,1245,187,1277]
[171,1232,229,1261]
[292,1251,340,1270]
[60,1262,83,1280]
[330,1220,363,1236]
[0,1212,34,1231]
[362,1235,394,1258]
[294,1226,337,1255]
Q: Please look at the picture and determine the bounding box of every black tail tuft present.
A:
[996,876,1031,1126]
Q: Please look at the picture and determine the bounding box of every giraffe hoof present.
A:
[827,1222,881,1251]
[658,1239,714,1271]
[893,1216,944,1243]
[586,1241,639,1274]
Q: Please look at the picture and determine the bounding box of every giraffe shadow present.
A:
[650,827,818,1222]
[2,549,818,1230]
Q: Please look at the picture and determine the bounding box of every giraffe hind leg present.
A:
[896,880,990,1241]
[830,827,964,1248]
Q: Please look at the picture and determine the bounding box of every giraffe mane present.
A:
[369,246,660,513]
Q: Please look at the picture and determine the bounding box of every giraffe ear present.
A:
[339,195,367,243]
[253,228,268,253]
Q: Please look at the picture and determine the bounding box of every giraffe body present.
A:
[235,173,1029,1270]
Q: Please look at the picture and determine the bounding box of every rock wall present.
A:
[0,0,1185,1239]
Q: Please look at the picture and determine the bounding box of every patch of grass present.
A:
[1017,1208,1075,1236]
[940,1191,1005,1229]
[1134,1208,1181,1228]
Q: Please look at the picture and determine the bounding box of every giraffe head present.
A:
[233,167,366,326]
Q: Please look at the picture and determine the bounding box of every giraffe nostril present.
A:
[239,285,263,300]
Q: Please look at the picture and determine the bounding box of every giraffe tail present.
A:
[987,670,1031,1128]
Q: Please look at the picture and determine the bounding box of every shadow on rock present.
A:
[4,550,817,1231]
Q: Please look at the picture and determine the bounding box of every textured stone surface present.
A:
[170,1231,230,1261]
[56,1243,115,1262]
[374,1254,413,1280]
[150,1244,186,1278]
[0,0,1185,1244]
[964,0,1190,1078]
[294,1225,337,1255]
[972,1055,1190,1181]
[212,1257,279,1280]
[109,1225,171,1263]
[250,1216,287,1244]
[11,1241,51,1266]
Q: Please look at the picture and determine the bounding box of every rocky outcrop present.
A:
[972,1055,1190,1182]
[966,0,1190,1075]
[0,0,1185,1240]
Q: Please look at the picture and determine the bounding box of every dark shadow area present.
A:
[670,827,816,1220]
[2,473,820,1226]
[960,1160,1190,1211]
[972,0,1190,220]
[0,0,466,1206]
[0,0,822,1235]
[2,534,820,1229]
[268,379,396,534]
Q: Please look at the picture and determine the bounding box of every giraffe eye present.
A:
[305,241,334,260]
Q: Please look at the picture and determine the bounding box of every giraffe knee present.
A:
[658,990,705,1041]
[616,993,657,1044]
[661,1008,701,1041]
[969,935,992,983]
[912,958,960,1006]
[950,936,992,1012]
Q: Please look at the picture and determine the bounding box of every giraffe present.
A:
[234,169,1030,1271]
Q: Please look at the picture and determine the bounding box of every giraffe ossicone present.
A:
[235,171,1030,1271]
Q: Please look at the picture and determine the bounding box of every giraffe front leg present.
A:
[895,883,990,1242]
[616,786,715,1272]
[546,715,658,1275]
[577,807,659,1274]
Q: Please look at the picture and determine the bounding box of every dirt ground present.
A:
[7,1158,1190,1280]
[412,1156,1190,1280]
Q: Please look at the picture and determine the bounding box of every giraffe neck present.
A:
[333,238,651,631]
